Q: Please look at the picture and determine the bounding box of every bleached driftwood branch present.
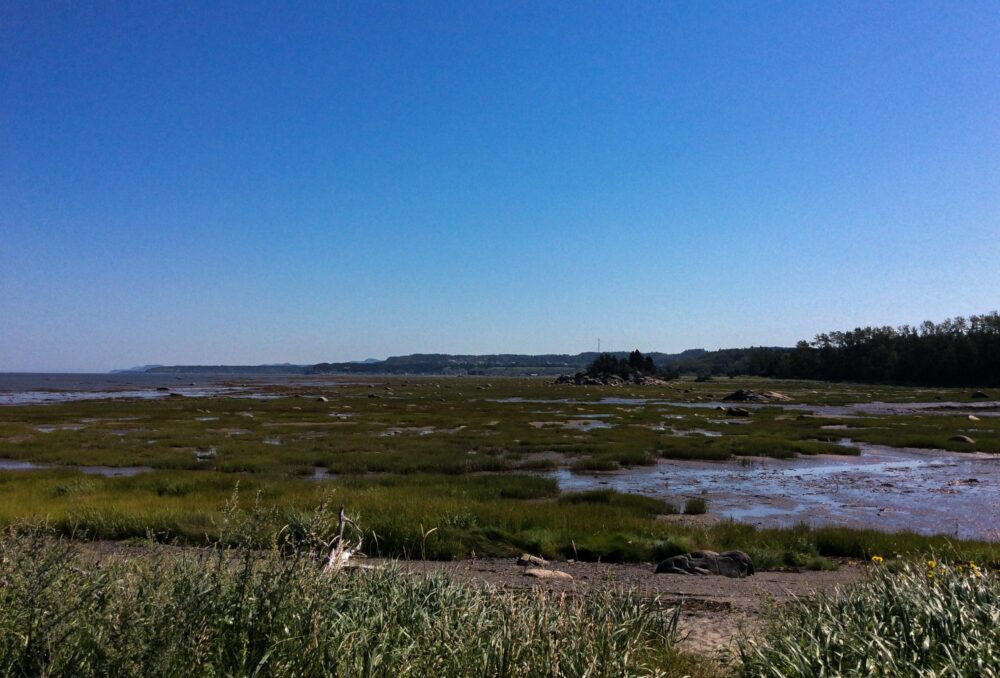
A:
[322,504,365,574]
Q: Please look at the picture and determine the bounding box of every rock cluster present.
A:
[555,373,669,386]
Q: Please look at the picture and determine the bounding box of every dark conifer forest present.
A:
[672,312,1000,387]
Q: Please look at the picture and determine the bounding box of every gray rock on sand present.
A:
[655,550,755,578]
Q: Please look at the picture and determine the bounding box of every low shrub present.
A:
[683,497,708,515]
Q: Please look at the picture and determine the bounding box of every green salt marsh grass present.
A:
[2,470,998,568]
[0,376,998,566]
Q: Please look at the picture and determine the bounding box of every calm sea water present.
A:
[0,373,351,405]
[0,373,234,392]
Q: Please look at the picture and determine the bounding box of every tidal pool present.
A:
[549,442,1000,540]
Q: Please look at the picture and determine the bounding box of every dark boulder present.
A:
[655,550,754,577]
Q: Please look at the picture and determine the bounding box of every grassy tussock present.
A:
[739,560,1000,676]
[0,526,717,677]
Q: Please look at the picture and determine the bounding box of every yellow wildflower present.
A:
[871,555,884,565]
[927,560,936,569]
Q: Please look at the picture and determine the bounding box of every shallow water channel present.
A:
[549,443,1000,540]
[0,459,152,477]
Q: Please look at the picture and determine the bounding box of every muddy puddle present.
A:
[549,442,1000,540]
[0,459,152,477]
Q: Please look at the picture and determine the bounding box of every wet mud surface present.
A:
[550,442,1000,540]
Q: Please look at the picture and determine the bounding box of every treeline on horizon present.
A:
[670,312,1000,387]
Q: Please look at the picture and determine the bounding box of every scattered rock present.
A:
[969,415,981,421]
[523,568,573,581]
[317,396,329,402]
[517,553,549,567]
[655,550,755,578]
[722,389,789,403]
[726,407,751,417]
[950,435,976,444]
[971,391,990,399]
[722,390,756,402]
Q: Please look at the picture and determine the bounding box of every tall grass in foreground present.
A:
[739,560,1000,677]
[0,527,714,678]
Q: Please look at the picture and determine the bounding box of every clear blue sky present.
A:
[2,2,999,371]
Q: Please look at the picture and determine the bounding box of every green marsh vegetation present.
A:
[1,469,998,568]
[0,376,997,566]
[3,377,994,475]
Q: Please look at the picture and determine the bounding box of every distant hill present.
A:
[110,364,164,373]
[308,350,708,376]
[143,364,311,375]
[133,350,711,377]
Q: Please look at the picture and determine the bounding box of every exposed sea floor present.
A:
[549,441,1000,540]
